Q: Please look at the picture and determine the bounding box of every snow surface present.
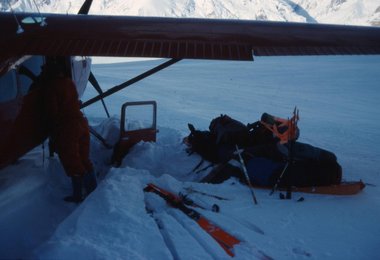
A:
[0,56,379,259]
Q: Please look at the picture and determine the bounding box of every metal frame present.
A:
[120,101,157,133]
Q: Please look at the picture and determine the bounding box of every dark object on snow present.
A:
[249,151,342,187]
[190,113,342,188]
[185,124,219,163]
[209,114,250,147]
[185,114,287,164]
[202,143,342,188]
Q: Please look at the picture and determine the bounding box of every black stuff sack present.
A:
[209,114,250,147]
[244,143,342,187]
[184,124,219,163]
[185,115,251,164]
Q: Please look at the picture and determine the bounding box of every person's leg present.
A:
[64,176,84,203]
[57,131,87,202]
[83,171,97,195]
[78,124,97,196]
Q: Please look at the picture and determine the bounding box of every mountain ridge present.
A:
[1,0,379,26]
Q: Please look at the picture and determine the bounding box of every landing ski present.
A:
[144,183,240,257]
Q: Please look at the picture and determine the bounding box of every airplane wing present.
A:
[1,12,380,70]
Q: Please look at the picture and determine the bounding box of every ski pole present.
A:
[269,162,289,196]
[183,187,229,200]
[285,107,299,199]
[235,145,258,205]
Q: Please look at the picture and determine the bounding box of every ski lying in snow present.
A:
[187,194,265,235]
[260,181,365,196]
[178,193,221,212]
[144,183,240,257]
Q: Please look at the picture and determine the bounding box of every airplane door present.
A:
[71,56,91,98]
[112,101,157,166]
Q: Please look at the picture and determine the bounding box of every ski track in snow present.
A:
[0,56,380,259]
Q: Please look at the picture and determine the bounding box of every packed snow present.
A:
[0,56,379,259]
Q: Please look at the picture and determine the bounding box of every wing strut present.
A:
[88,71,110,118]
[81,58,181,109]
[78,0,93,15]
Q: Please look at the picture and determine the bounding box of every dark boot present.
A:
[83,171,97,196]
[64,176,84,203]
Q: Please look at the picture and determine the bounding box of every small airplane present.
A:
[0,0,380,169]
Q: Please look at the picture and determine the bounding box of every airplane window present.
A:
[18,56,44,95]
[124,104,155,131]
[0,70,17,103]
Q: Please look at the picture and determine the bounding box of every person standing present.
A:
[40,57,97,203]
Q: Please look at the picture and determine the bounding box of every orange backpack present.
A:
[260,108,299,144]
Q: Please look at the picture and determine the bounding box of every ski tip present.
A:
[359,180,366,190]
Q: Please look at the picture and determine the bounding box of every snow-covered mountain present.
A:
[1,0,379,26]
[294,0,380,26]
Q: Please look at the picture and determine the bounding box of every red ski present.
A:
[258,181,365,195]
[144,183,240,257]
